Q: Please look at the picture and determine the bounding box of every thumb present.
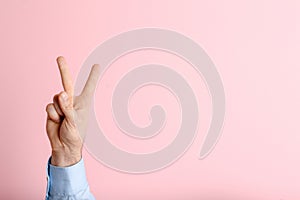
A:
[58,91,75,125]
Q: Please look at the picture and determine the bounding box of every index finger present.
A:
[56,56,74,97]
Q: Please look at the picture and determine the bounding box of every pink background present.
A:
[0,0,300,199]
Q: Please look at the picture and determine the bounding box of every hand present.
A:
[45,56,100,167]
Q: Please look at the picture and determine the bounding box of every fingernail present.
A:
[61,92,68,101]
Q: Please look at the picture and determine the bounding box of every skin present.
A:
[45,56,100,167]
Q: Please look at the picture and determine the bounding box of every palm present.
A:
[65,95,91,140]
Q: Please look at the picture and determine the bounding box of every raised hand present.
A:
[45,56,100,167]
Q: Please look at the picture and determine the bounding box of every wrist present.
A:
[51,150,82,167]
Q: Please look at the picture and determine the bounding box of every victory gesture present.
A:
[46,56,100,167]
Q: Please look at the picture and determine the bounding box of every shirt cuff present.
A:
[46,157,89,197]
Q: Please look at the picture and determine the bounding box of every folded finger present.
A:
[53,94,64,116]
[46,103,61,123]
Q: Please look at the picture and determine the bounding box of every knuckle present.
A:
[53,94,59,102]
[46,103,53,112]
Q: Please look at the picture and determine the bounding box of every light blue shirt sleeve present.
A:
[45,157,95,200]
